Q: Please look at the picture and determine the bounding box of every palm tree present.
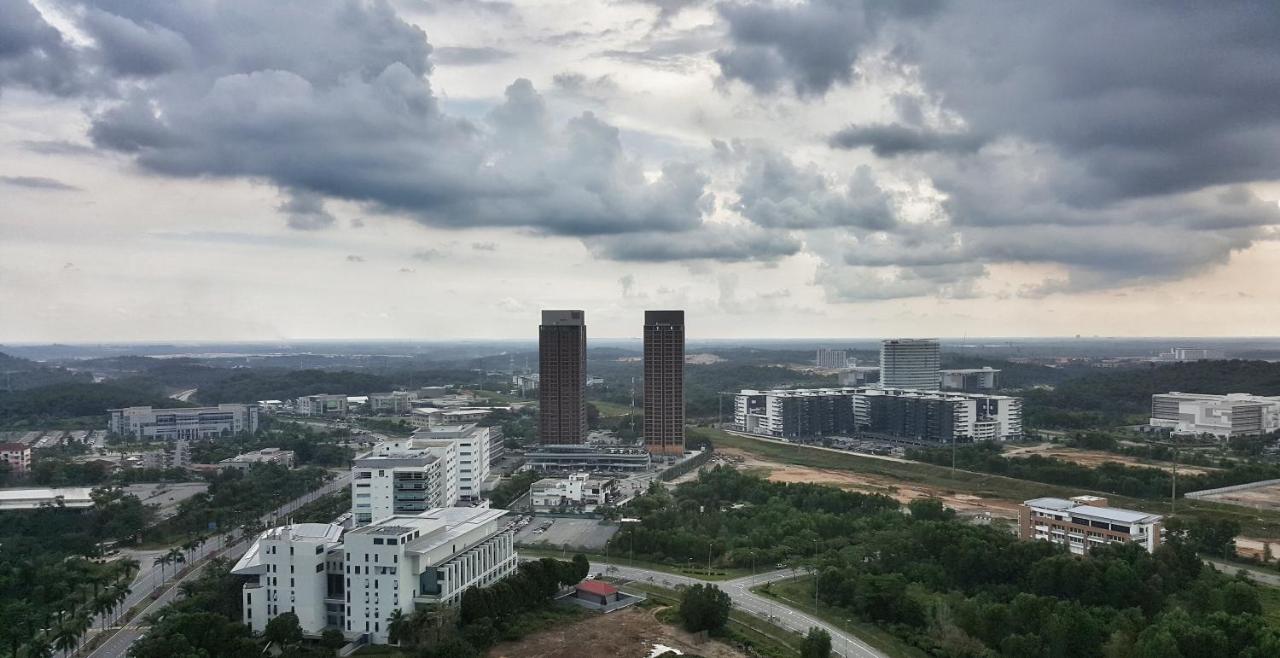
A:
[110,583,130,625]
[52,624,78,658]
[386,609,407,646]
[91,593,115,630]
[153,554,170,584]
[166,548,186,578]
[26,634,53,658]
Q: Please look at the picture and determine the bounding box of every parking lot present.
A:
[514,516,620,552]
[124,482,210,520]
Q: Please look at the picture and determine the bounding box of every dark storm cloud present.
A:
[0,0,82,96]
[278,190,336,231]
[0,175,80,191]
[828,124,986,157]
[432,46,514,65]
[725,143,895,230]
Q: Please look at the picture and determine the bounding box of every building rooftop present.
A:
[347,507,509,557]
[1024,497,1161,524]
[231,522,345,575]
[576,580,619,597]
[0,486,96,510]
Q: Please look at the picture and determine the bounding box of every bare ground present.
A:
[487,606,747,658]
[1002,443,1219,476]
[717,446,1022,520]
[1201,482,1280,511]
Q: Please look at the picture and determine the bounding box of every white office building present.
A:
[296,394,349,416]
[880,338,941,390]
[233,508,517,645]
[1020,496,1162,555]
[411,424,491,502]
[1150,392,1280,439]
[353,440,459,525]
[109,405,259,440]
[529,473,613,513]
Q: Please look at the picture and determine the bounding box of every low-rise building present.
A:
[837,367,880,387]
[0,442,32,474]
[529,473,613,513]
[1150,392,1280,439]
[368,392,418,415]
[0,486,96,511]
[232,508,517,645]
[140,440,191,470]
[220,447,295,472]
[940,367,1000,391]
[1019,496,1162,555]
[524,445,652,473]
[296,394,349,417]
[109,405,259,440]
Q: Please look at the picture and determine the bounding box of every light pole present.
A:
[707,541,713,577]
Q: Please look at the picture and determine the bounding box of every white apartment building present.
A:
[815,348,849,369]
[529,473,613,513]
[109,404,259,440]
[352,440,459,525]
[880,338,941,390]
[296,394,349,416]
[233,508,516,645]
[1150,392,1280,438]
[1020,496,1162,555]
[411,424,491,502]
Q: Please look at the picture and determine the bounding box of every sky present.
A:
[2,0,1279,342]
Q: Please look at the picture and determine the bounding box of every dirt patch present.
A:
[717,446,1021,520]
[1201,482,1280,512]
[1002,443,1218,476]
[487,606,747,658]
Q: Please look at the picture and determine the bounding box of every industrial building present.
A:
[109,404,259,440]
[733,387,1022,443]
[643,310,685,457]
[1150,392,1280,438]
[232,507,516,645]
[1020,496,1162,555]
[880,338,941,390]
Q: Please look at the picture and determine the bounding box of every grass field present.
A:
[590,400,639,417]
[1259,584,1280,628]
[756,578,928,658]
[695,428,1280,537]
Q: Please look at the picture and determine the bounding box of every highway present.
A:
[587,560,887,658]
[85,473,351,658]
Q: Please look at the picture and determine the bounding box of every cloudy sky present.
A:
[2,0,1279,342]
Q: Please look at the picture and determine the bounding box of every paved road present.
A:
[588,561,886,658]
[1206,558,1280,587]
[84,473,352,658]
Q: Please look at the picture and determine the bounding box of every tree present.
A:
[800,627,832,658]
[387,608,409,645]
[679,584,731,633]
[320,628,346,650]
[907,497,955,521]
[264,611,303,647]
[571,553,591,583]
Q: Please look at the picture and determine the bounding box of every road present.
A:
[588,560,887,658]
[1205,558,1280,587]
[85,473,352,658]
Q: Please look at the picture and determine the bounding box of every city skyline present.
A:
[3,1,1280,342]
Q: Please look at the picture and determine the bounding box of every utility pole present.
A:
[1171,439,1178,514]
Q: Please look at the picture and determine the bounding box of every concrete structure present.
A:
[219,447,295,471]
[529,473,613,513]
[940,368,1000,392]
[880,338,941,390]
[236,509,517,644]
[1156,347,1225,362]
[525,445,652,473]
[838,367,881,387]
[368,392,417,415]
[1020,496,1162,555]
[296,394,349,417]
[0,486,95,511]
[413,425,491,502]
[0,442,32,474]
[643,310,685,457]
[109,404,259,440]
[353,440,459,525]
[539,310,587,444]
[734,387,1022,443]
[1150,392,1280,439]
[816,348,849,369]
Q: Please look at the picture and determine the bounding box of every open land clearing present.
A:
[1003,442,1220,476]
[487,605,748,658]
[1200,481,1280,512]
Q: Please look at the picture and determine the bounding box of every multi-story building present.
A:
[234,508,517,645]
[368,392,417,415]
[880,338,941,390]
[1020,496,1162,555]
[109,405,259,440]
[538,310,587,444]
[413,424,490,502]
[528,473,613,512]
[816,348,849,369]
[219,447,295,472]
[940,368,1000,391]
[1149,392,1280,439]
[296,394,349,417]
[0,442,32,474]
[487,425,505,466]
[1156,347,1225,362]
[643,310,685,458]
[733,387,1022,443]
[352,440,459,525]
[838,366,880,387]
[524,444,652,473]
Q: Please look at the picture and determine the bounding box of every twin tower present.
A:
[538,310,685,458]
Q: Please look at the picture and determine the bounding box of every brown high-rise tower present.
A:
[643,310,685,457]
[538,310,586,444]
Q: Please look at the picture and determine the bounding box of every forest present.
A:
[612,467,1280,657]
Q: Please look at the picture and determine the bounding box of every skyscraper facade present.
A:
[643,310,685,457]
[539,310,587,444]
[880,338,941,389]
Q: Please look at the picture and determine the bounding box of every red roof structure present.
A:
[575,580,619,597]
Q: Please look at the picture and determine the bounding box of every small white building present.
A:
[109,404,259,440]
[529,473,613,513]
[219,447,295,472]
[296,394,349,417]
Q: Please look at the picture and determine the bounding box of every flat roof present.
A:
[0,487,96,509]
[1024,497,1161,524]
[231,522,344,575]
